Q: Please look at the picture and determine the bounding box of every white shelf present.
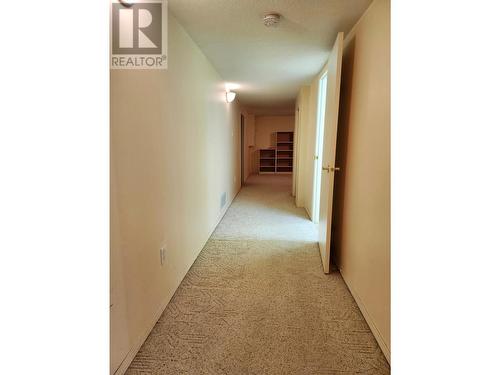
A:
[258,132,294,175]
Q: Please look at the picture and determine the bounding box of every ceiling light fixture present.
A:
[263,13,281,27]
[119,0,134,7]
[226,91,236,103]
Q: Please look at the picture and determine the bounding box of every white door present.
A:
[318,32,344,274]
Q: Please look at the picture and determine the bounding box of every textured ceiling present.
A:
[169,0,372,114]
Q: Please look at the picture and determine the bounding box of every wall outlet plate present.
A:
[160,247,166,266]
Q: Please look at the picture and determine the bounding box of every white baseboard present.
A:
[339,269,391,364]
[113,188,238,375]
[304,206,312,221]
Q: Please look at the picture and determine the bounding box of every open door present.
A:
[318,32,344,274]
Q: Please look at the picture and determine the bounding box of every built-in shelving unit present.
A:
[259,131,294,174]
[276,131,294,173]
[259,149,276,173]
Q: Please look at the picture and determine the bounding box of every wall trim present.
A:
[304,206,312,221]
[113,189,239,375]
[339,268,391,364]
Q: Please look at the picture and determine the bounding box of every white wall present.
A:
[334,0,390,361]
[255,115,295,149]
[294,0,390,362]
[110,12,241,375]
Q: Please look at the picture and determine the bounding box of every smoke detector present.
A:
[263,13,281,27]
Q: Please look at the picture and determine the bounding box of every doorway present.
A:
[312,72,328,223]
[241,114,245,185]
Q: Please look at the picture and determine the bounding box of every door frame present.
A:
[312,70,329,223]
[240,113,245,185]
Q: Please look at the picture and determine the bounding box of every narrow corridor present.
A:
[126,175,389,374]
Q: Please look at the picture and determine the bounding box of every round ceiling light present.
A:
[119,0,134,7]
[263,13,281,27]
[226,91,236,103]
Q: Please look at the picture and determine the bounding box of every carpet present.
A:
[125,174,390,374]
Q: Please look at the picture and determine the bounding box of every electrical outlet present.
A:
[160,247,166,266]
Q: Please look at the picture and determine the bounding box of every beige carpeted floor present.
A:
[125,174,390,374]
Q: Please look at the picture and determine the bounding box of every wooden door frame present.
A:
[240,113,245,185]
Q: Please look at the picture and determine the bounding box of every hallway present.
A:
[126,175,389,374]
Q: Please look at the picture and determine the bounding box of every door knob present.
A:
[322,166,340,172]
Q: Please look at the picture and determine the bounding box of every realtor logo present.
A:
[111,0,167,69]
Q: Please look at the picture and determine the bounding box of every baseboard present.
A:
[339,269,391,364]
[113,188,238,375]
[304,206,312,221]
